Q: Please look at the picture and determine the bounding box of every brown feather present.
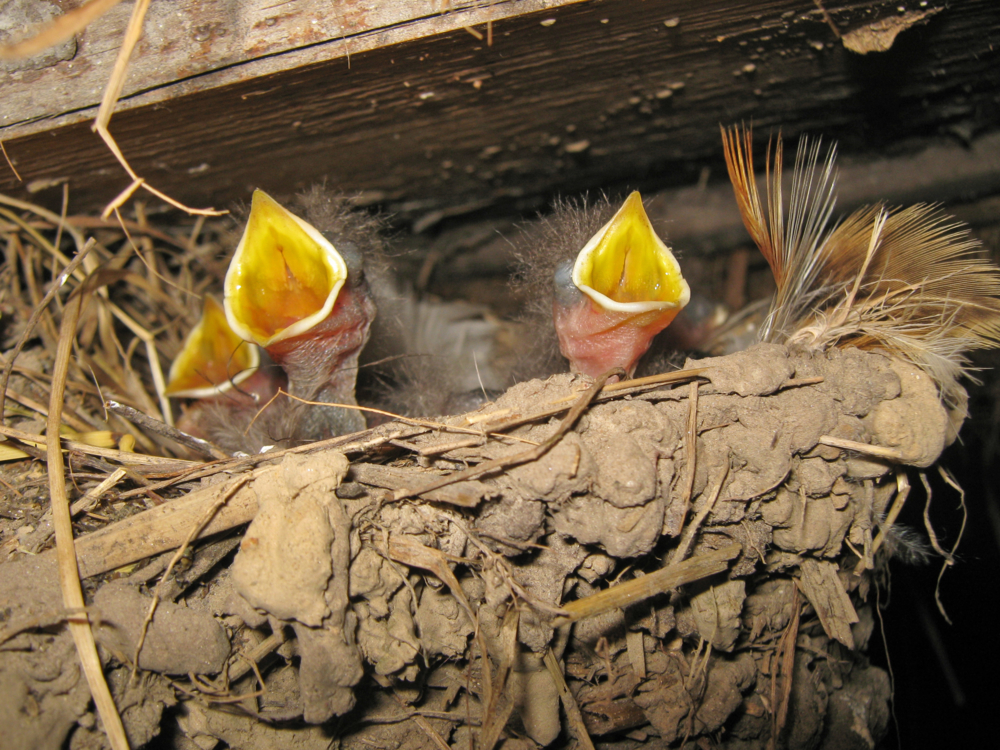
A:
[722,124,1000,403]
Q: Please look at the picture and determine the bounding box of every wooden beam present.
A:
[1,0,997,227]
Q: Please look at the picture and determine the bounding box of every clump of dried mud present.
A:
[0,343,953,749]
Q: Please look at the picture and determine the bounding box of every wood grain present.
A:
[1,0,998,228]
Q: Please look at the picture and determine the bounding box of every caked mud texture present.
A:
[0,343,950,747]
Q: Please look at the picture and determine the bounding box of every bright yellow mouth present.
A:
[165,296,260,398]
[224,189,348,347]
[573,191,690,313]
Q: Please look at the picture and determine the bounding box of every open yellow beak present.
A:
[165,296,260,398]
[573,191,690,314]
[224,189,348,348]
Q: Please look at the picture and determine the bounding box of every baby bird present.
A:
[224,188,379,440]
[164,295,261,402]
[720,124,1000,405]
[164,295,286,454]
[512,191,691,380]
[166,188,385,454]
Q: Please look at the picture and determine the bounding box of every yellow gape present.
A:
[573,191,690,313]
[165,296,259,399]
[225,189,348,347]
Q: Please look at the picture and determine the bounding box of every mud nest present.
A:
[1,335,958,750]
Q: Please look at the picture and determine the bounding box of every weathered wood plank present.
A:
[1,0,997,226]
[1,1,587,132]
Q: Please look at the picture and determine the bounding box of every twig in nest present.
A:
[393,367,624,502]
[227,627,290,684]
[544,647,596,750]
[0,423,199,473]
[0,238,95,420]
[473,367,709,434]
[922,468,968,625]
[251,389,527,443]
[770,583,801,750]
[132,477,248,678]
[868,469,910,565]
[105,399,228,460]
[680,380,700,519]
[669,461,731,566]
[89,0,223,218]
[478,608,518,750]
[46,278,129,750]
[817,434,904,461]
[551,543,742,626]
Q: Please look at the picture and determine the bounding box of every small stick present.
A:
[105,399,228,460]
[680,380,700,519]
[670,462,730,566]
[544,647,596,750]
[227,627,290,683]
[0,423,200,472]
[817,435,904,461]
[771,583,802,745]
[552,543,741,626]
[465,367,709,430]
[132,478,248,678]
[391,368,623,502]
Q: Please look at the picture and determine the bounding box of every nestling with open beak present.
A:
[513,191,690,380]
[224,188,380,442]
[166,187,383,453]
[164,295,286,453]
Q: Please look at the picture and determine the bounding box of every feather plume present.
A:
[721,125,1000,404]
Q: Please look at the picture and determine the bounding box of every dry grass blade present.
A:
[543,647,596,750]
[392,367,623,501]
[106,399,228,460]
[769,583,801,750]
[552,543,741,626]
[0,238,95,419]
[679,380,700,521]
[478,608,518,750]
[869,469,910,561]
[45,283,130,750]
[87,0,223,219]
[818,435,905,462]
[1,140,21,181]
[0,0,122,59]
